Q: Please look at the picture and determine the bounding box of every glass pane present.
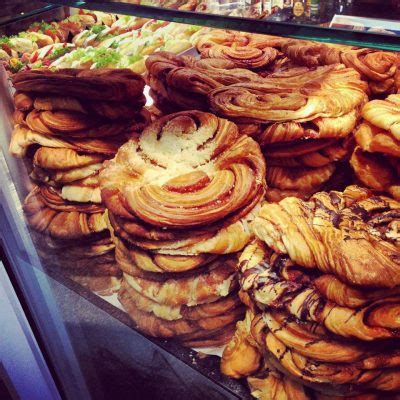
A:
[42,0,400,50]
[1,5,399,400]
[0,2,59,27]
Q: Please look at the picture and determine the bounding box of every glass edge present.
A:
[0,4,61,29]
[45,0,400,51]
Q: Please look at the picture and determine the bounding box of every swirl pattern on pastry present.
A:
[24,186,107,239]
[350,94,400,199]
[252,186,399,288]
[199,43,279,70]
[100,111,266,230]
[13,68,145,101]
[209,65,367,123]
[281,40,398,96]
[9,125,123,157]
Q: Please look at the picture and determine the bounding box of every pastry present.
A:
[100,110,265,230]
[13,68,145,101]
[282,40,398,97]
[224,186,400,397]
[350,94,400,199]
[100,110,266,345]
[198,43,279,70]
[208,65,367,125]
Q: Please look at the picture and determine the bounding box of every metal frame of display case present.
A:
[45,0,400,51]
[0,3,399,399]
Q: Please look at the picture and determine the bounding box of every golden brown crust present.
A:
[13,68,145,101]
[100,111,266,231]
[252,186,400,289]
[9,125,123,157]
[221,310,262,379]
[199,44,279,70]
[31,95,146,120]
[247,367,312,400]
[264,137,353,168]
[121,280,241,321]
[122,255,237,307]
[266,164,336,191]
[33,147,106,170]
[24,109,130,138]
[350,146,398,195]
[24,186,107,240]
[281,40,397,96]
[118,281,244,340]
[209,65,367,125]
[115,237,217,275]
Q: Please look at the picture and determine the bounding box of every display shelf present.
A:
[0,4,60,28]
[0,4,67,36]
[44,0,400,51]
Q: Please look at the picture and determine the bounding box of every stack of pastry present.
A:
[10,68,148,294]
[222,185,400,398]
[281,39,398,97]
[350,94,400,201]
[209,64,368,201]
[193,29,290,72]
[145,51,263,113]
[99,110,266,346]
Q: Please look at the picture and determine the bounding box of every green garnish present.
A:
[48,46,71,60]
[127,54,143,63]
[70,48,86,61]
[0,36,10,45]
[92,48,121,68]
[91,25,107,34]
[18,32,38,42]
[30,21,55,32]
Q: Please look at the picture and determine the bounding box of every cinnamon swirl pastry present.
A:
[15,91,146,121]
[281,40,398,96]
[9,125,122,158]
[23,109,130,138]
[266,164,336,192]
[264,138,353,168]
[13,68,145,101]
[350,94,400,200]
[146,52,266,112]
[115,237,217,275]
[121,280,240,321]
[209,65,368,124]
[100,111,266,230]
[24,186,107,240]
[101,110,265,344]
[122,256,237,307]
[199,44,279,70]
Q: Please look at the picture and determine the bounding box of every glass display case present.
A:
[0,2,399,400]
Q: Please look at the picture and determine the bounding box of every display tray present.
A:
[0,62,251,399]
